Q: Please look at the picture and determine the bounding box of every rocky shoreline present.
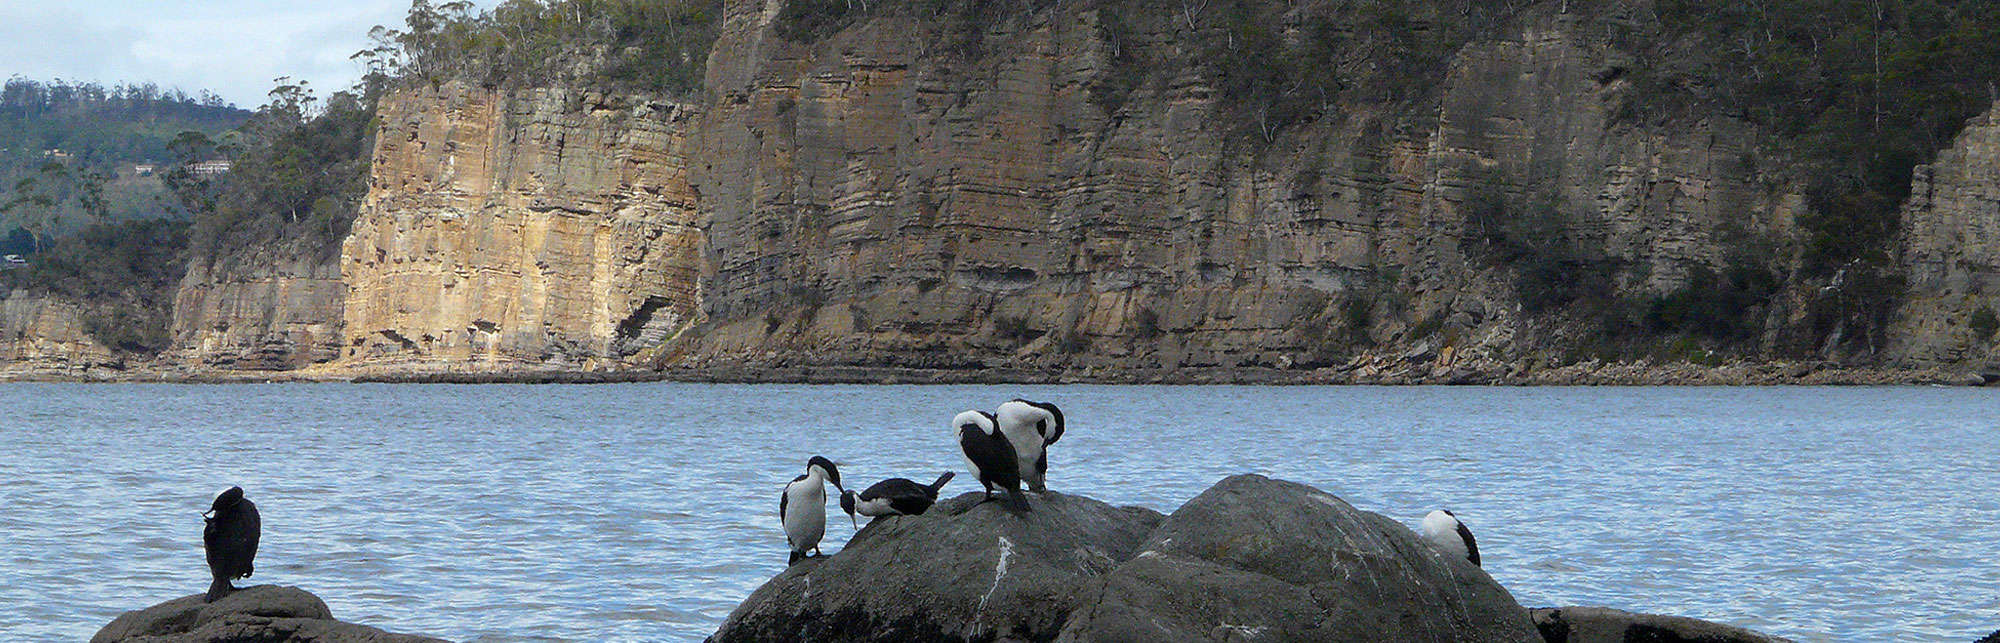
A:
[0,359,1991,386]
[91,585,442,643]
[710,474,1793,643]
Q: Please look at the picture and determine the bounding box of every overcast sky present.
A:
[0,1,445,109]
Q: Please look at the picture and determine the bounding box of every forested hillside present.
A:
[0,77,376,355]
[0,80,248,244]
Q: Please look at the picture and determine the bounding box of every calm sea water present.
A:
[0,383,1993,641]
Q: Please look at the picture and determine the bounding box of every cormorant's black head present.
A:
[807,456,843,491]
[1014,399,1066,443]
[839,489,858,528]
[205,486,245,518]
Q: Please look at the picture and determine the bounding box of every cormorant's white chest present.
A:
[1420,510,1476,565]
[783,472,827,550]
[852,495,895,517]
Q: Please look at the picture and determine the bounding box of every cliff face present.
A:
[336,83,703,370]
[62,0,1993,380]
[166,253,344,370]
[0,290,118,375]
[1891,105,2000,367]
[679,2,1801,374]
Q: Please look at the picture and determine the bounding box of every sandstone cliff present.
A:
[166,252,344,371]
[1891,105,2000,367]
[336,83,703,370]
[0,290,119,376]
[37,0,1999,381]
[677,1,1803,376]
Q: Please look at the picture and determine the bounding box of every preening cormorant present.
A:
[954,410,1029,512]
[1421,509,1480,567]
[203,486,261,602]
[994,399,1065,492]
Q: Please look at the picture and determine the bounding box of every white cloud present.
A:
[0,0,428,108]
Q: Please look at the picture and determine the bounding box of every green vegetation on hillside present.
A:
[3,77,380,355]
[357,0,722,94]
[0,80,249,236]
[183,79,381,267]
[1192,0,1517,140]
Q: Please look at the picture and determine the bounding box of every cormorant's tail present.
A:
[205,577,232,602]
[788,550,805,565]
[1005,486,1031,512]
[928,471,955,492]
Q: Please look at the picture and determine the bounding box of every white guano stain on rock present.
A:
[977,535,1015,615]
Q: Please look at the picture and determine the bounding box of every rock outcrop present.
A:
[712,491,1164,641]
[714,475,1544,642]
[1530,606,1792,643]
[166,253,345,371]
[1893,103,2000,367]
[1058,475,1539,641]
[0,290,119,375]
[91,585,443,643]
[336,82,704,372]
[676,2,1803,376]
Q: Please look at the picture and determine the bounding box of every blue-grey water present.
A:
[0,384,1993,641]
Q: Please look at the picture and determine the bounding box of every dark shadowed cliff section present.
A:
[681,1,1811,378]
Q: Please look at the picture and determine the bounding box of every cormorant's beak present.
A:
[847,509,858,529]
[201,508,214,519]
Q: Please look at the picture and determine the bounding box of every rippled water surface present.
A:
[1,384,1994,641]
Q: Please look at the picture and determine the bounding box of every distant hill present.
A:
[0,79,251,239]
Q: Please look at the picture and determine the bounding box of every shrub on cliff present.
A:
[185,80,378,269]
[358,0,722,95]
[1971,306,1999,341]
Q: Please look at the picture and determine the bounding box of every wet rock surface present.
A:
[1530,606,1793,643]
[91,585,445,643]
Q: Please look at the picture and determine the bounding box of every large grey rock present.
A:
[710,491,1165,642]
[1056,474,1541,642]
[91,585,445,643]
[1530,607,1792,643]
[1977,629,2000,643]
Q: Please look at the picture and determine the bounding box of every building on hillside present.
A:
[189,159,232,177]
[41,149,73,163]
[133,164,156,177]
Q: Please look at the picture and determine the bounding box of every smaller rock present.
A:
[1530,606,1793,643]
[92,585,444,643]
[1977,629,1999,643]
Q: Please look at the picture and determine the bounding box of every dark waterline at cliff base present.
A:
[1,359,1990,387]
[4,383,1994,640]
